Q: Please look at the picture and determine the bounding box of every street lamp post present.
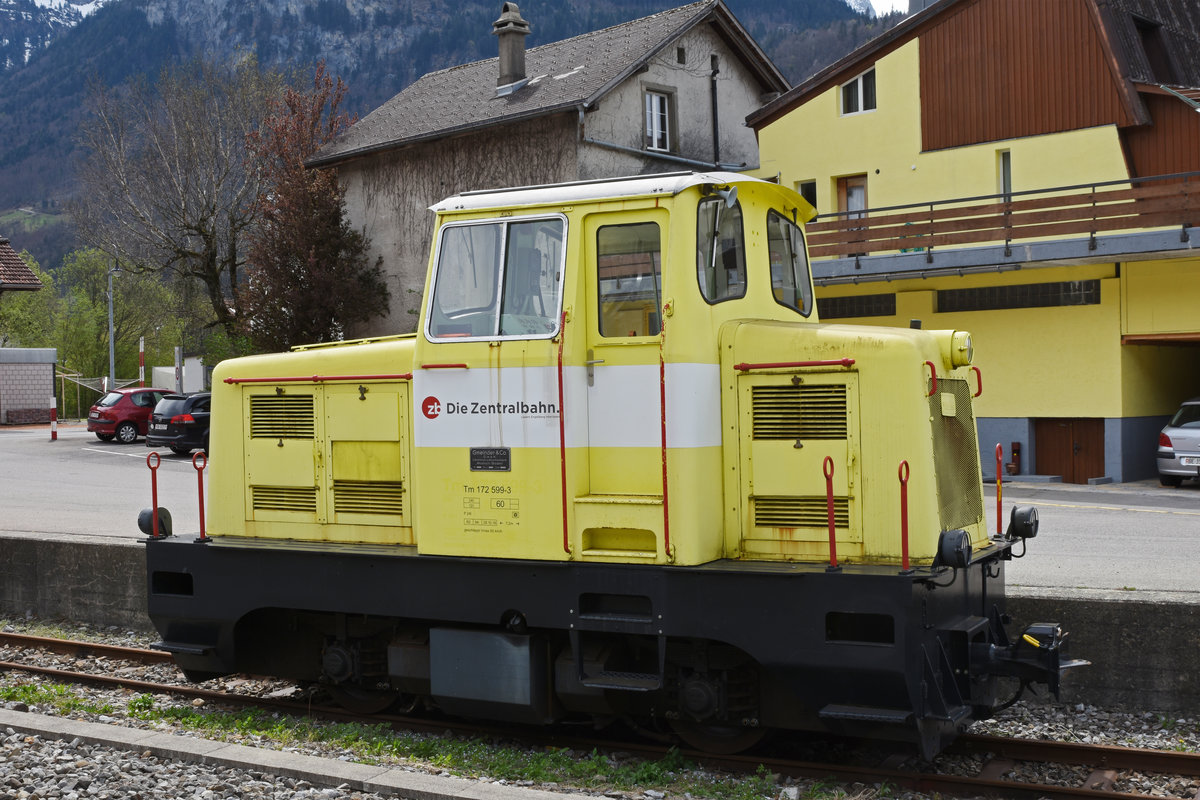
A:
[107,265,121,390]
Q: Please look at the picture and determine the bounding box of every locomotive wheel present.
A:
[326,685,400,715]
[669,719,766,754]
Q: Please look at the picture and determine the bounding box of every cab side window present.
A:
[767,211,814,316]
[697,197,746,303]
[597,222,662,337]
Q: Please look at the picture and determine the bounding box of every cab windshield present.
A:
[427,216,565,340]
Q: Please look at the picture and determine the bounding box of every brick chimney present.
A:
[492,2,531,89]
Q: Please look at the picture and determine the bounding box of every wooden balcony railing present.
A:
[805,172,1200,260]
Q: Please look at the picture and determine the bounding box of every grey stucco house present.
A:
[309,0,789,335]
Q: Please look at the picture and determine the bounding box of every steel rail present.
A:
[4,633,1197,797]
[0,632,174,664]
[956,732,1200,777]
[701,747,1183,800]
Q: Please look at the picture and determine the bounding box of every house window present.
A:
[820,293,897,319]
[837,175,868,258]
[998,150,1012,201]
[837,175,868,218]
[796,180,817,209]
[1134,16,1176,83]
[840,67,876,115]
[644,90,673,152]
[937,281,1101,313]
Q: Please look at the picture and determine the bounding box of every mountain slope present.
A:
[0,0,111,70]
[0,0,900,268]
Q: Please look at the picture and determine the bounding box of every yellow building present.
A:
[749,0,1200,484]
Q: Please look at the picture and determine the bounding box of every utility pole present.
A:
[107,264,121,390]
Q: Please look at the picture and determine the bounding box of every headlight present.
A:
[1006,506,1039,540]
[951,331,973,367]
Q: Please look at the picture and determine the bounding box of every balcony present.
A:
[804,172,1200,286]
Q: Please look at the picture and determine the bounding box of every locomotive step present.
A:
[818,704,914,724]
[573,494,664,506]
[152,640,212,656]
[579,669,663,691]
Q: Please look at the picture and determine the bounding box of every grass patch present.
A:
[119,695,788,800]
[0,676,868,798]
[0,620,840,800]
[0,681,115,716]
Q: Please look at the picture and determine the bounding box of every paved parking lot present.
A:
[0,421,206,539]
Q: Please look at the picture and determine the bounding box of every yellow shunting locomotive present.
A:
[144,172,1080,757]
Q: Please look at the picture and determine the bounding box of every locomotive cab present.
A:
[411,172,983,569]
[144,172,1080,759]
[413,174,822,565]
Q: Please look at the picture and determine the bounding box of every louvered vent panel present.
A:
[249,395,315,439]
[754,496,849,528]
[252,485,317,513]
[752,385,848,439]
[334,481,404,516]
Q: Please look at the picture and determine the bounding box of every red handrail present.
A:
[146,452,161,539]
[996,443,1004,536]
[556,313,570,555]
[898,460,911,573]
[971,366,983,397]
[193,451,208,542]
[734,359,855,372]
[224,373,412,384]
[924,361,938,396]
[659,318,671,560]
[823,456,838,570]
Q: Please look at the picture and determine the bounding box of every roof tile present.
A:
[0,239,43,291]
[311,1,720,165]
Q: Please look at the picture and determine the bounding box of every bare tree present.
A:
[73,58,285,339]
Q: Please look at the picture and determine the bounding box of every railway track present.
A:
[2,631,1198,799]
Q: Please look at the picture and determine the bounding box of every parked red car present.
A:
[87,388,171,444]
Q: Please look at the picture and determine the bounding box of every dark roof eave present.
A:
[708,1,790,92]
[306,102,586,169]
[583,1,787,110]
[1089,0,1150,127]
[747,0,959,130]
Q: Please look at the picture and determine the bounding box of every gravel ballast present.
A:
[2,621,1198,799]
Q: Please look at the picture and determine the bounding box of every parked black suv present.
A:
[146,392,211,456]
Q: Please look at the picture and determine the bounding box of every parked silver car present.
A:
[1157,397,1200,487]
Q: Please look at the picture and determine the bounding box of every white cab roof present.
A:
[430,171,768,213]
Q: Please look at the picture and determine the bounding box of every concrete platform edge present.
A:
[0,707,514,800]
